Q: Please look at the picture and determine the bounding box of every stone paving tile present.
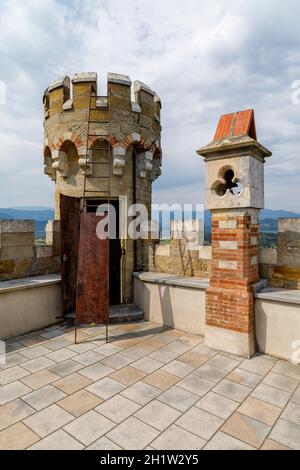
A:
[0,352,27,369]
[260,438,291,450]
[193,344,218,359]
[148,349,178,364]
[67,342,96,354]
[19,345,52,360]
[179,334,203,347]
[22,384,66,411]
[161,360,194,378]
[77,363,114,381]
[86,436,122,450]
[213,379,251,402]
[177,374,215,397]
[221,412,271,448]
[19,335,48,347]
[158,385,199,412]
[22,357,55,373]
[49,359,83,377]
[41,329,66,340]
[121,381,161,405]
[53,372,92,395]
[0,365,30,385]
[0,380,31,405]
[291,386,300,405]
[29,429,84,450]
[272,361,300,380]
[177,350,209,368]
[281,402,300,426]
[206,354,240,372]
[176,406,224,440]
[142,370,179,390]
[239,355,275,376]
[162,341,191,355]
[262,371,299,392]
[0,422,40,450]
[238,396,282,426]
[151,424,206,450]
[72,351,105,366]
[46,348,77,363]
[269,418,300,450]
[64,410,115,446]
[93,343,123,357]
[24,404,74,437]
[139,338,166,353]
[101,353,134,370]
[251,383,291,408]
[204,431,255,450]
[5,342,24,355]
[196,391,239,419]
[95,395,141,423]
[0,399,35,431]
[194,364,228,383]
[20,369,60,390]
[134,400,181,431]
[109,366,146,386]
[58,389,103,417]
[87,377,126,400]
[121,346,149,360]
[226,368,262,389]
[45,338,73,351]
[131,357,164,374]
[107,416,159,450]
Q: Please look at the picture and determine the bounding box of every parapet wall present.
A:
[151,217,300,289]
[260,218,300,289]
[0,220,60,281]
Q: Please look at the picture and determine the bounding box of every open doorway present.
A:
[86,199,122,306]
[60,195,122,317]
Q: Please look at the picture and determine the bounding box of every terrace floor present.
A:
[1,321,300,450]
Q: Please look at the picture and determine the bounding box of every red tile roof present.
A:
[214,109,257,141]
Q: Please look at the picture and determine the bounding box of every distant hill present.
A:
[260,209,300,219]
[0,208,54,221]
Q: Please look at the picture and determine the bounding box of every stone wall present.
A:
[260,218,300,289]
[0,220,60,281]
[150,217,300,290]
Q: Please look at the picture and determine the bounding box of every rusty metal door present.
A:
[76,212,109,324]
[60,194,81,314]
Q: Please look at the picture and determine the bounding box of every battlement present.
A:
[43,71,162,185]
[43,72,161,121]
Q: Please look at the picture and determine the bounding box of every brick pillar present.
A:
[206,210,259,356]
[197,109,271,358]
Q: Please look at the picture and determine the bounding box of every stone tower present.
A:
[197,110,271,357]
[43,72,162,316]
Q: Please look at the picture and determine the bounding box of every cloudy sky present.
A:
[0,0,300,210]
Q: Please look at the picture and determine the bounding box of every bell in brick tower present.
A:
[197,110,272,358]
[43,72,162,333]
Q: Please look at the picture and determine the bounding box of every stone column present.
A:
[197,109,271,357]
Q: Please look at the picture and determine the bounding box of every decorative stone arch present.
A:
[50,138,79,178]
[87,134,118,149]
[43,145,55,180]
[53,132,84,151]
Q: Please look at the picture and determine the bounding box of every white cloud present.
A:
[0,0,300,210]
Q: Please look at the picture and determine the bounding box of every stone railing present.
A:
[0,220,60,281]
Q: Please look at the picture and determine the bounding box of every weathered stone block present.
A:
[0,220,34,233]
[0,246,34,261]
